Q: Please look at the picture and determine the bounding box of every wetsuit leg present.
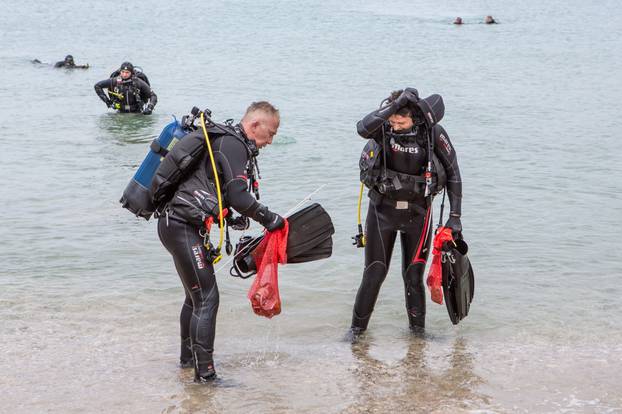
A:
[179,292,193,365]
[165,252,194,364]
[400,207,433,330]
[351,201,397,331]
[158,217,219,379]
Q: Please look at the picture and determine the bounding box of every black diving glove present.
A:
[445,215,462,237]
[265,214,285,232]
[142,105,154,115]
[393,87,419,108]
[256,205,285,232]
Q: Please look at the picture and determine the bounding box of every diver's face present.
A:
[249,115,280,148]
[120,70,132,80]
[388,114,414,132]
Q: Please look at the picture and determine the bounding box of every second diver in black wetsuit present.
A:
[94,62,157,114]
[349,88,463,337]
[54,55,89,69]
[155,101,284,382]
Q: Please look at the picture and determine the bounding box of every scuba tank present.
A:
[120,109,201,219]
[120,118,187,219]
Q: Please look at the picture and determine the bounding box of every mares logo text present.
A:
[192,244,206,269]
[391,143,419,154]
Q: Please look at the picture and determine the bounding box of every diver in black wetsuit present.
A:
[54,55,89,69]
[94,62,157,114]
[156,101,284,382]
[349,88,463,337]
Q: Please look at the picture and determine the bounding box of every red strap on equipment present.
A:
[203,208,229,232]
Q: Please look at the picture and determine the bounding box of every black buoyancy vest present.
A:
[151,129,208,207]
[359,127,447,200]
[150,124,257,223]
[167,151,221,225]
[108,78,143,110]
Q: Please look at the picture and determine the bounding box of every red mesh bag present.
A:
[247,220,289,318]
[426,226,454,304]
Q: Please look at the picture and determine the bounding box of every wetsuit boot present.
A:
[405,276,426,334]
[403,262,427,335]
[407,310,426,336]
[192,344,216,382]
[180,337,193,368]
[345,311,372,343]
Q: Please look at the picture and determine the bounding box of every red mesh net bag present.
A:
[247,220,289,318]
[426,226,454,304]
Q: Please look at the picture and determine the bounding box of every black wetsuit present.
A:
[94,76,157,113]
[54,61,88,69]
[351,107,462,332]
[156,126,280,379]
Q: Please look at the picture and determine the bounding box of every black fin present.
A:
[231,203,334,275]
[285,203,334,261]
[442,239,475,325]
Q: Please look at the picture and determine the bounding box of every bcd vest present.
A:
[359,129,447,200]
[151,124,258,223]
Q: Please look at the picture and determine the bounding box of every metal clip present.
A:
[448,252,456,264]
[441,251,456,264]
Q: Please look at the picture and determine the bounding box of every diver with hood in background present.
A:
[54,55,89,69]
[348,88,463,339]
[94,61,157,114]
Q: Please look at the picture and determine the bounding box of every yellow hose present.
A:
[200,112,225,264]
[108,91,124,99]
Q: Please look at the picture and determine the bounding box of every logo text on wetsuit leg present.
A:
[192,244,206,269]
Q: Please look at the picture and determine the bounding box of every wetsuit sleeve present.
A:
[356,102,401,139]
[54,61,64,68]
[136,79,157,108]
[433,125,462,217]
[94,79,112,105]
[212,137,274,225]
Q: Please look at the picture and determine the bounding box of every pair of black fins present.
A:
[442,238,475,325]
[232,203,334,277]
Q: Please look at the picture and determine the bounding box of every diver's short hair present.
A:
[243,101,279,120]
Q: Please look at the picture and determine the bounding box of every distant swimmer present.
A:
[453,17,463,25]
[94,61,157,114]
[484,15,497,24]
[54,55,89,69]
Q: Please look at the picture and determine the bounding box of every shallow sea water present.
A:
[1,0,621,413]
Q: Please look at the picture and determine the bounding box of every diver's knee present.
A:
[362,261,388,286]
